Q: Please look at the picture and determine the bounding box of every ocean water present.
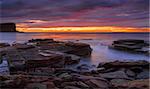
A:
[0,32,149,66]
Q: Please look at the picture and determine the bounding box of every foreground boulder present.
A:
[109,39,149,55]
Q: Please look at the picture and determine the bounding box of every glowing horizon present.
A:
[17,26,150,32]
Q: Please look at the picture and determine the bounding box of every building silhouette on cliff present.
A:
[0,23,17,32]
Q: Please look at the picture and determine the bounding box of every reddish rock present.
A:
[25,54,65,68]
[64,42,92,57]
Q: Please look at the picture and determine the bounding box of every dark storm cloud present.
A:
[0,0,149,27]
[62,0,125,12]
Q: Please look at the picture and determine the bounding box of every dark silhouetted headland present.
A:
[0,23,17,32]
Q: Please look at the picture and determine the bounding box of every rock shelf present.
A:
[0,39,149,89]
[109,39,149,55]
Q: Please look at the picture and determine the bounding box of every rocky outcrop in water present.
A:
[109,39,149,55]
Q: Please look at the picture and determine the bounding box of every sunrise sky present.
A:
[0,0,149,32]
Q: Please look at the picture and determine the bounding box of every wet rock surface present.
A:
[0,39,149,89]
